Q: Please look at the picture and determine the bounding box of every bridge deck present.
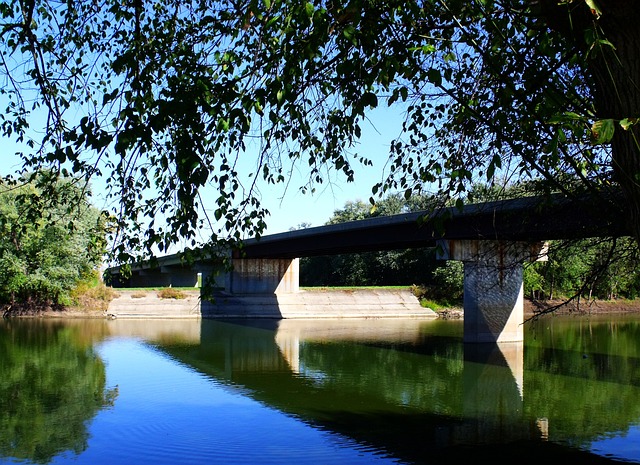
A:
[107,192,629,272]
[235,192,628,259]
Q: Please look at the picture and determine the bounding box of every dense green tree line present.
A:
[0,175,108,308]
[524,237,640,301]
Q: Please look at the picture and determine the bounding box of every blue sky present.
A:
[0,103,406,237]
[254,105,406,233]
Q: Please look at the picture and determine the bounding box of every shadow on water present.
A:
[153,317,634,465]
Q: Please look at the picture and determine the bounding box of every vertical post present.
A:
[437,240,547,343]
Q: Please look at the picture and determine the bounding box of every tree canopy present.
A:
[0,1,637,263]
[0,174,108,308]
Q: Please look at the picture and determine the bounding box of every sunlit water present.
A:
[1,315,639,464]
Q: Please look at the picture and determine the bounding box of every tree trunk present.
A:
[589,3,640,244]
[536,1,640,243]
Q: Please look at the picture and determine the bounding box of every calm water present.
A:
[1,315,639,464]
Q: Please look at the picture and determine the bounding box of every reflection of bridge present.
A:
[146,317,635,465]
[107,193,629,343]
[150,318,530,460]
[138,318,634,464]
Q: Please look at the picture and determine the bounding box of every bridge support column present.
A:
[226,258,299,294]
[438,240,547,343]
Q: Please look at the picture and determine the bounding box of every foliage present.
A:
[69,271,119,311]
[1,1,637,266]
[429,261,464,302]
[0,175,108,307]
[524,237,640,301]
[300,193,441,287]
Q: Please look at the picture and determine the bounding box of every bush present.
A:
[157,288,186,299]
[69,274,118,311]
[429,261,464,302]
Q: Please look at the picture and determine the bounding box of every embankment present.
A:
[105,288,437,319]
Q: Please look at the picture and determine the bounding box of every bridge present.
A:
[106,192,630,343]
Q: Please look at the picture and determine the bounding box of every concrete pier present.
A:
[438,240,547,343]
[226,258,300,294]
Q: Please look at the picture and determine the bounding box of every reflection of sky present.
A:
[590,424,640,463]
[48,337,403,465]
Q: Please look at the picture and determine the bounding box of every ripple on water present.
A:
[89,340,400,465]
[91,411,397,465]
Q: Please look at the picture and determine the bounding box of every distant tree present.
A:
[301,193,440,287]
[0,175,108,309]
[326,200,371,225]
[524,237,640,303]
[289,222,313,231]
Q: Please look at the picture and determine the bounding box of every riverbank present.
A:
[438,298,640,320]
[29,288,438,319]
[7,289,640,319]
[524,298,640,316]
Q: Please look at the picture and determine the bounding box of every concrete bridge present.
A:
[106,192,629,343]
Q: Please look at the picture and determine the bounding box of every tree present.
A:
[0,1,636,265]
[523,237,640,303]
[0,174,108,309]
[300,193,441,286]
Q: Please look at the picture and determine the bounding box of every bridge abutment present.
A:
[438,240,547,343]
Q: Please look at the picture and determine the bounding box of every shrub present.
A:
[70,275,118,311]
[157,288,186,299]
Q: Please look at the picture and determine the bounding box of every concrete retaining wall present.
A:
[107,289,437,319]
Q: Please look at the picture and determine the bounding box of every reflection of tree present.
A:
[0,320,118,464]
[297,340,465,415]
[525,318,640,446]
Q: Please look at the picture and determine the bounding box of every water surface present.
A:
[1,315,638,464]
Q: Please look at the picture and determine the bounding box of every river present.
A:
[0,314,638,464]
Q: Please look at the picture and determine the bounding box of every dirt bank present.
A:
[525,298,640,316]
[6,294,640,319]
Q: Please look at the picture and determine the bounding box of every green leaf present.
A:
[585,0,602,18]
[591,119,615,145]
[305,2,314,17]
[620,118,638,131]
[361,92,378,108]
[426,68,442,86]
[547,112,588,125]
